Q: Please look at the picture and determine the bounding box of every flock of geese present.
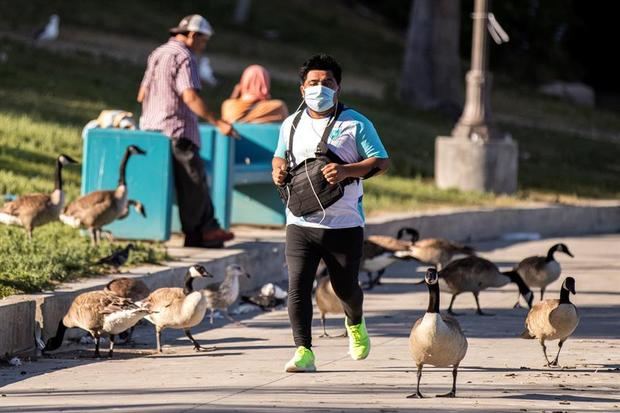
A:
[33,219,577,398]
[0,146,148,244]
[43,263,251,357]
[316,227,579,397]
[2,151,581,398]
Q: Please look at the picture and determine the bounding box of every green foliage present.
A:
[1,2,619,298]
[0,223,167,298]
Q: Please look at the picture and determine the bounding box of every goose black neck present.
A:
[560,286,571,304]
[504,270,531,298]
[546,246,557,262]
[426,282,440,313]
[183,273,195,295]
[118,150,132,186]
[43,320,67,352]
[54,159,63,191]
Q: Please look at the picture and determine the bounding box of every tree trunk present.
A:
[400,0,462,115]
[233,0,253,25]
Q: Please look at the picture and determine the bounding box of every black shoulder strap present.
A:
[316,102,345,155]
[285,106,305,166]
[286,102,347,165]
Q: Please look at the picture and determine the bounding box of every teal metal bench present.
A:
[81,123,284,241]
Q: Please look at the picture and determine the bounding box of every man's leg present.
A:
[171,138,230,247]
[286,225,322,349]
[320,227,369,360]
[284,225,321,372]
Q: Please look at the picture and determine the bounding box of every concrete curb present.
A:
[0,242,286,358]
[365,202,620,241]
[1,202,618,357]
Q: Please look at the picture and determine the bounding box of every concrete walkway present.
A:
[1,234,619,412]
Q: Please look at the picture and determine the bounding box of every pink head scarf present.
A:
[238,65,271,102]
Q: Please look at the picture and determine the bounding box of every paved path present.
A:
[1,234,619,412]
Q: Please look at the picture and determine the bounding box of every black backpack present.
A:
[277,103,357,217]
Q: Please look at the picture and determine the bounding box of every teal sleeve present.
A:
[274,121,288,158]
[356,118,388,159]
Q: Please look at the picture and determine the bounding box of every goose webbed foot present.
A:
[318,332,330,338]
[512,301,522,309]
[337,330,348,338]
[447,309,464,316]
[194,344,217,352]
[549,358,559,367]
[476,309,494,316]
[406,391,424,399]
[436,390,456,398]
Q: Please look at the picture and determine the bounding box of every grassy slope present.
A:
[1,1,619,296]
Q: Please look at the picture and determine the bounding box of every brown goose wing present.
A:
[143,288,185,311]
[367,236,411,252]
[105,278,151,301]
[2,194,51,216]
[64,190,114,215]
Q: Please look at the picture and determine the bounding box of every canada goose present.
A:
[512,243,574,304]
[402,237,475,270]
[315,275,346,338]
[408,268,468,398]
[206,264,251,324]
[143,265,215,352]
[104,275,151,343]
[438,256,534,316]
[60,145,146,244]
[362,227,419,289]
[0,154,78,239]
[43,290,150,358]
[96,244,136,270]
[521,277,579,367]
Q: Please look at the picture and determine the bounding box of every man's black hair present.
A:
[299,54,342,85]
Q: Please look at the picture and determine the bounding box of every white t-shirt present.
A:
[274,107,388,229]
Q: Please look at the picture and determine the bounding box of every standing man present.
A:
[138,14,235,248]
[272,54,390,372]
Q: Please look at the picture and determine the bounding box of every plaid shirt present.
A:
[139,38,202,147]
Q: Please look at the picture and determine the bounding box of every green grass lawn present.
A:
[1,1,619,297]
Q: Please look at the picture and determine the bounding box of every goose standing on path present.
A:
[438,256,533,316]
[361,227,419,289]
[104,276,151,343]
[403,237,475,271]
[521,276,579,367]
[205,264,251,324]
[60,145,146,244]
[511,243,574,304]
[315,275,346,338]
[0,154,78,239]
[43,291,150,358]
[408,268,468,398]
[143,265,215,352]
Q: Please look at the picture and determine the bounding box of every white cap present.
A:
[170,14,214,37]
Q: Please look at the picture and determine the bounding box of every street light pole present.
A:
[434,0,518,194]
[452,0,497,141]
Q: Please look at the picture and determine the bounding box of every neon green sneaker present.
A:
[346,317,370,360]
[284,346,316,372]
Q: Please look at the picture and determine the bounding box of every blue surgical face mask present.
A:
[303,85,336,112]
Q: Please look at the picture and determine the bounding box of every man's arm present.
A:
[322,157,389,185]
[137,86,146,103]
[272,156,288,186]
[182,88,236,137]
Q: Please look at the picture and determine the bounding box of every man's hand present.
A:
[217,120,240,139]
[272,164,288,186]
[321,163,349,184]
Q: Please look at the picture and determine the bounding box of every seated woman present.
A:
[221,65,289,124]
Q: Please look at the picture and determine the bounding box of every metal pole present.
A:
[452,0,497,140]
